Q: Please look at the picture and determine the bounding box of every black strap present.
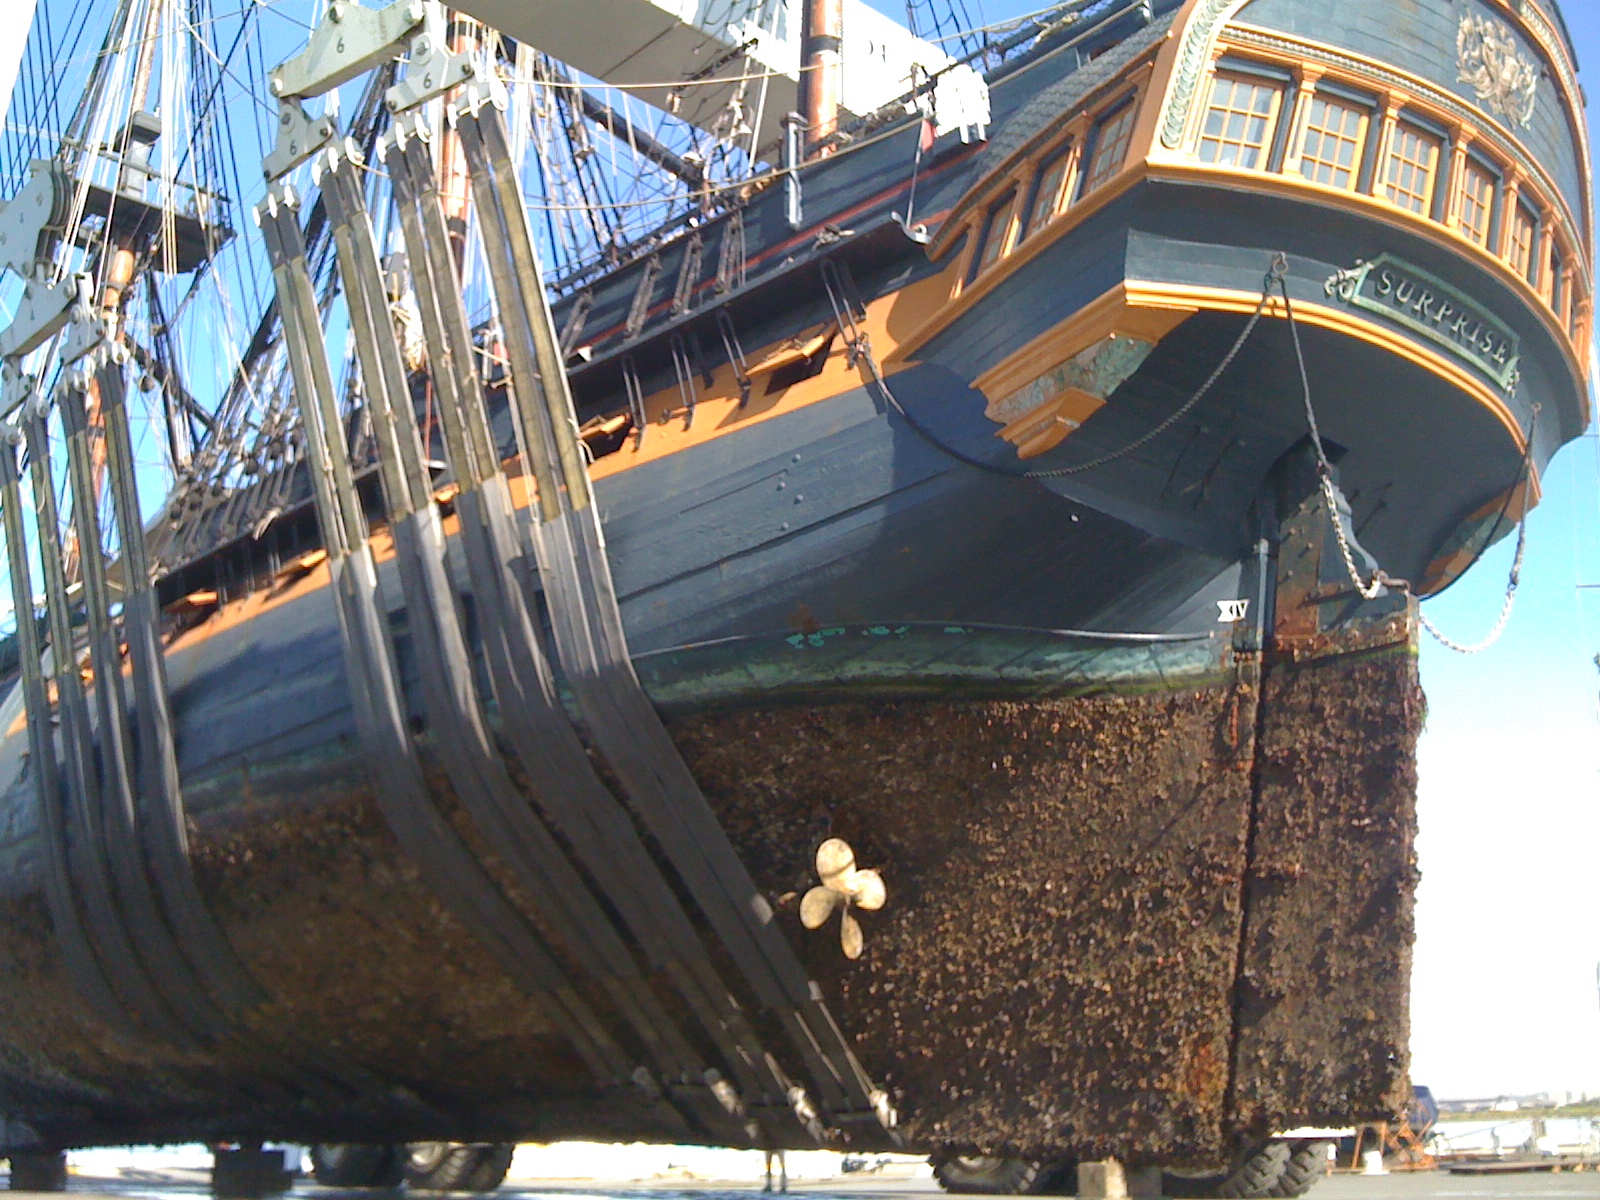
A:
[0,437,128,1033]
[457,102,892,1139]
[260,184,628,1088]
[97,363,268,1014]
[387,126,813,1142]
[58,384,232,1046]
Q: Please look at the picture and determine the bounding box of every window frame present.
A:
[1183,43,1588,348]
[968,187,1020,282]
[1296,90,1371,192]
[1078,95,1139,198]
[1195,70,1287,172]
[1019,144,1075,243]
[1454,152,1500,248]
[1381,118,1445,216]
[1548,245,1567,313]
[1508,198,1541,285]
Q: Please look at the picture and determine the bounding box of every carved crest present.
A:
[1457,14,1539,128]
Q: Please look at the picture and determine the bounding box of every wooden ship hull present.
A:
[0,0,1586,1174]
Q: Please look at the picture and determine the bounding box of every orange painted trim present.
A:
[1419,475,1535,595]
[899,166,1148,358]
[929,59,1164,259]
[897,156,1588,414]
[1122,279,1542,496]
[1143,161,1590,407]
[579,262,958,484]
[160,266,960,662]
[573,141,977,353]
[1477,0,1592,213]
[970,283,1196,403]
[1217,23,1592,274]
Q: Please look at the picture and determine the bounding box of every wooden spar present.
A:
[66,0,165,583]
[799,0,842,158]
[438,9,477,271]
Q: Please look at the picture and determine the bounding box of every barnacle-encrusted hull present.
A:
[0,0,1583,1167]
[0,607,1418,1161]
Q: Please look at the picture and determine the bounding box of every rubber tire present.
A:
[933,1157,1045,1195]
[1267,1141,1330,1198]
[310,1144,405,1188]
[8,1150,67,1192]
[405,1144,513,1193]
[460,1147,514,1194]
[1164,1142,1292,1199]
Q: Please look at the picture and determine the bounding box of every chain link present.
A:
[1275,264,1537,655]
[852,249,1536,656]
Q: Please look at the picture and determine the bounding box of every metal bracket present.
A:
[58,289,127,389]
[384,3,483,114]
[0,362,30,421]
[269,0,425,101]
[263,98,340,182]
[0,272,83,361]
[0,162,67,277]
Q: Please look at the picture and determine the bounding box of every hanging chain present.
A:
[1275,263,1539,654]
[844,245,1539,656]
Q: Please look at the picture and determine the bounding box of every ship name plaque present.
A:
[1325,254,1521,392]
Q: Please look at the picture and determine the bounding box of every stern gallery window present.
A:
[1198,74,1282,169]
[1298,94,1366,189]
[1384,122,1442,214]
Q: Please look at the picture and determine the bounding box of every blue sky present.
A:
[1403,4,1600,1101]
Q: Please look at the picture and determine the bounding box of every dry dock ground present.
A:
[6,1170,1599,1200]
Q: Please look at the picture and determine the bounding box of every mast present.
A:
[98,0,162,323]
[799,0,842,157]
[438,9,479,270]
[68,0,167,579]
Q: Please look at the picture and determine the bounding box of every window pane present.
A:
[977,193,1017,272]
[1197,75,1282,170]
[1457,160,1494,246]
[1021,153,1070,240]
[1299,95,1366,190]
[1509,203,1539,282]
[1083,101,1138,193]
[1383,124,1441,214]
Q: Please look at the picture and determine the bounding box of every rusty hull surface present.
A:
[674,610,1420,1164]
[0,617,1419,1161]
